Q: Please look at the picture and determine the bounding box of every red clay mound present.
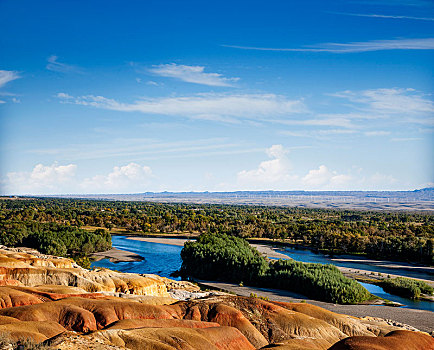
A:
[223,296,345,346]
[105,318,221,330]
[172,297,269,348]
[260,337,331,349]
[0,320,66,343]
[272,302,377,337]
[0,279,21,287]
[329,330,434,350]
[169,296,348,349]
[100,326,256,350]
[0,297,178,331]
[0,287,44,308]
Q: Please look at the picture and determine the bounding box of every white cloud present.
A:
[2,162,155,195]
[223,38,434,53]
[390,137,422,142]
[333,88,434,114]
[56,93,307,122]
[4,163,77,195]
[56,92,73,99]
[331,12,434,21]
[302,165,352,188]
[280,129,357,139]
[274,117,355,128]
[364,131,391,136]
[369,173,398,186]
[0,70,20,88]
[236,146,358,190]
[80,163,153,193]
[351,0,432,7]
[149,63,239,87]
[46,55,83,74]
[237,145,298,189]
[317,129,357,135]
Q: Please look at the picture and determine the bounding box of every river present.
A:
[92,235,433,312]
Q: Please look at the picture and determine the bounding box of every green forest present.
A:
[0,197,433,264]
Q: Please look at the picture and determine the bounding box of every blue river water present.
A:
[92,235,433,311]
[92,235,183,278]
[276,246,433,281]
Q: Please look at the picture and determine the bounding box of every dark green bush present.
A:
[380,277,434,299]
[0,220,111,258]
[266,260,371,304]
[180,233,269,283]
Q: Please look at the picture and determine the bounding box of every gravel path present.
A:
[198,280,434,333]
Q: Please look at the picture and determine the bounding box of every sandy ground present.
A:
[91,247,144,263]
[127,236,192,246]
[197,280,434,333]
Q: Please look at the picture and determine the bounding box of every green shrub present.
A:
[266,259,371,304]
[380,277,434,299]
[180,233,269,284]
[74,256,92,269]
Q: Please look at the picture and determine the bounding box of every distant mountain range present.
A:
[45,188,434,211]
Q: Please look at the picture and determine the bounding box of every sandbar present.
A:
[91,247,144,263]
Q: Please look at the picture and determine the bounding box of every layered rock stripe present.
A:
[0,247,432,349]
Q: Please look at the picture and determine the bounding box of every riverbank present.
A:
[196,280,434,334]
[91,247,144,263]
[127,236,191,247]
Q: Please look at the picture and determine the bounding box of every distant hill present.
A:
[44,188,434,211]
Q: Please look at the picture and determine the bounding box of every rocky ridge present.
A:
[0,246,432,350]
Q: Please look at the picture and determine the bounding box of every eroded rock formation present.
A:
[0,246,431,350]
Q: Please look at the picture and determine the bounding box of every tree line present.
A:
[0,219,111,258]
[1,198,432,264]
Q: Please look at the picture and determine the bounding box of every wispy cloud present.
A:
[56,92,306,122]
[331,88,434,115]
[390,137,422,142]
[273,118,356,129]
[364,131,391,136]
[46,55,83,74]
[331,12,434,21]
[149,63,239,87]
[351,0,432,6]
[223,38,434,53]
[0,70,20,88]
[280,129,357,140]
[26,137,253,162]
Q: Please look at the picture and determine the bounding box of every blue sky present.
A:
[0,0,433,194]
